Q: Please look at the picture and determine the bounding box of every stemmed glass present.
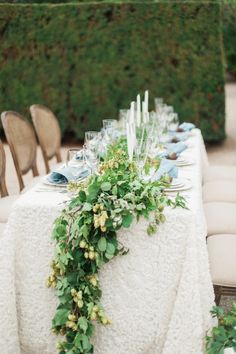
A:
[168,113,179,132]
[84,131,100,146]
[102,119,117,145]
[154,97,164,114]
[66,147,88,180]
[83,144,100,174]
[84,131,101,174]
[118,109,129,132]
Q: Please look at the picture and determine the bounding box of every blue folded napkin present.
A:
[75,151,84,160]
[152,159,178,181]
[166,142,187,156]
[169,131,189,141]
[179,122,195,131]
[47,165,90,184]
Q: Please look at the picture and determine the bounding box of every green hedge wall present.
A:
[0,2,225,141]
[223,2,236,77]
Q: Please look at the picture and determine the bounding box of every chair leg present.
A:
[214,285,221,305]
[56,150,62,163]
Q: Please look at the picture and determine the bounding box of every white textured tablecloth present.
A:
[0,129,214,354]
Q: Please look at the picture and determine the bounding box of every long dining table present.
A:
[0,129,215,354]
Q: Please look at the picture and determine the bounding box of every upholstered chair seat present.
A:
[203,180,236,203]
[204,202,236,236]
[207,234,236,287]
[204,165,236,183]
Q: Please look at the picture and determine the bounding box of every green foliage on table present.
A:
[206,303,236,354]
[0,1,225,142]
[47,139,186,353]
[222,1,236,77]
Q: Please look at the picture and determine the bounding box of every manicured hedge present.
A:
[0,2,225,141]
[223,2,236,77]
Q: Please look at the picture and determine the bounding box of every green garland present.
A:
[206,303,236,354]
[47,141,186,354]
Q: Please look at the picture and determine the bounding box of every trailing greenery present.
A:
[206,303,236,354]
[222,1,236,78]
[47,139,186,353]
[0,2,225,142]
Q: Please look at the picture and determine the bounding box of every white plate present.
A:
[170,178,184,188]
[42,175,68,188]
[164,178,192,192]
[175,158,194,167]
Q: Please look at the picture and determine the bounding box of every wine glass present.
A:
[103,119,117,143]
[154,97,164,114]
[168,113,179,132]
[118,109,129,131]
[84,131,100,146]
[66,148,88,180]
[83,144,99,174]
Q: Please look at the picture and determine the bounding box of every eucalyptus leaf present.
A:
[101,182,112,191]
[83,202,92,212]
[97,237,107,252]
[52,308,70,326]
[122,213,133,228]
[106,242,116,255]
[78,316,88,333]
[105,252,114,260]
[82,334,90,350]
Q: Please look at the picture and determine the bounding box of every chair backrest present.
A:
[30,104,62,173]
[0,140,8,197]
[1,111,39,191]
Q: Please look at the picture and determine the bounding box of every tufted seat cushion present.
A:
[207,234,236,287]
[204,165,236,183]
[203,180,236,203]
[204,202,236,236]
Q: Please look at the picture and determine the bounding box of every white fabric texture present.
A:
[21,176,42,193]
[0,129,214,354]
[0,194,19,222]
[0,222,6,235]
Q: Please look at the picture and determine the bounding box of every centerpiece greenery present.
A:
[206,303,236,354]
[47,140,186,354]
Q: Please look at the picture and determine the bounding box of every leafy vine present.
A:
[47,142,186,354]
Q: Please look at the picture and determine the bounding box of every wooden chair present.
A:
[0,139,8,198]
[0,139,19,223]
[1,111,39,191]
[29,104,62,173]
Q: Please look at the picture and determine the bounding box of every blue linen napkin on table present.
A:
[75,151,84,160]
[47,165,90,184]
[179,122,195,131]
[152,159,178,181]
[161,142,187,158]
[169,131,189,142]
